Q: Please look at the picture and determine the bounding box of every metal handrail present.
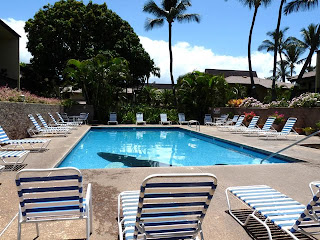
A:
[260,130,320,164]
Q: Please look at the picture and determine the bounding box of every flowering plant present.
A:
[244,111,256,123]
[289,92,320,108]
[270,111,285,124]
[227,99,243,107]
[239,97,266,108]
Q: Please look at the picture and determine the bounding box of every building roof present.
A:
[147,83,173,89]
[205,69,258,78]
[0,19,20,39]
[225,76,294,89]
[287,71,316,82]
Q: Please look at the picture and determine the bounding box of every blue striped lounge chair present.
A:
[243,116,276,135]
[0,126,51,151]
[258,117,298,139]
[28,114,70,137]
[213,114,229,126]
[204,114,214,126]
[56,112,82,126]
[15,167,92,240]
[178,113,189,125]
[48,113,77,129]
[218,115,245,131]
[230,116,260,133]
[118,173,218,240]
[108,112,118,125]
[36,113,71,130]
[226,184,320,239]
[136,112,146,125]
[159,113,172,125]
[0,150,30,170]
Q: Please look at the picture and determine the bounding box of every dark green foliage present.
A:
[25,0,156,95]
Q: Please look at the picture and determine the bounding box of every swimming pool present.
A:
[58,127,292,169]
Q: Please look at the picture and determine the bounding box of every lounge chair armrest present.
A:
[85,183,92,206]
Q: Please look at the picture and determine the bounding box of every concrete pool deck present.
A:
[0,124,320,239]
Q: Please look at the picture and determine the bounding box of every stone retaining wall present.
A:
[0,102,63,139]
[214,107,320,129]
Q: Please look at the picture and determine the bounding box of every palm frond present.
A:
[143,0,167,17]
[162,0,178,11]
[144,18,165,31]
[284,0,318,14]
[177,13,200,23]
[176,0,192,13]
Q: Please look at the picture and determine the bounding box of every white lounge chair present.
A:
[243,116,276,135]
[216,115,239,128]
[258,117,298,139]
[230,116,260,133]
[36,113,71,130]
[136,113,146,125]
[118,173,217,240]
[56,112,81,126]
[78,113,89,124]
[108,112,118,125]
[28,114,70,137]
[0,150,30,170]
[15,167,92,240]
[178,113,189,125]
[0,126,51,151]
[204,114,214,126]
[213,114,229,125]
[226,184,320,239]
[48,113,77,129]
[159,113,172,125]
[218,115,245,131]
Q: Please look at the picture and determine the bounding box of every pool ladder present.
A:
[188,120,200,131]
[260,130,320,164]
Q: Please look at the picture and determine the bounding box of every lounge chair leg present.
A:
[86,217,90,240]
[17,222,22,240]
[35,222,39,237]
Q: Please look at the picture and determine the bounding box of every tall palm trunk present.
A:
[168,22,176,99]
[279,50,286,82]
[248,5,259,98]
[272,0,286,100]
[297,27,320,82]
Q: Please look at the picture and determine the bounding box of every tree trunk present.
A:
[168,22,176,99]
[248,5,259,99]
[297,27,320,82]
[272,0,286,100]
[279,50,286,82]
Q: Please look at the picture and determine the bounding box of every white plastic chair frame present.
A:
[118,173,217,240]
[15,167,92,240]
[178,113,189,125]
[0,150,30,170]
[108,112,118,125]
[204,114,214,126]
[56,112,82,126]
[28,114,69,137]
[136,113,146,125]
[159,113,172,125]
[48,113,77,129]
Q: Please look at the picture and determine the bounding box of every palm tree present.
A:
[258,27,291,82]
[143,0,200,100]
[238,0,271,98]
[271,0,286,100]
[284,0,319,83]
[283,43,304,76]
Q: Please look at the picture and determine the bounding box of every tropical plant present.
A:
[275,60,291,81]
[137,86,159,106]
[239,97,266,108]
[270,111,285,124]
[227,99,244,107]
[289,92,320,107]
[316,121,320,130]
[263,85,292,103]
[285,0,320,83]
[244,111,256,123]
[283,43,304,76]
[238,0,271,98]
[303,127,316,135]
[159,89,175,107]
[143,0,200,100]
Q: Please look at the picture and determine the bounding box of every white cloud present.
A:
[2,18,32,63]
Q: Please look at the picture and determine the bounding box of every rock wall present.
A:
[0,102,63,139]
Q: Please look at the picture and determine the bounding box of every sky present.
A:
[0,0,318,83]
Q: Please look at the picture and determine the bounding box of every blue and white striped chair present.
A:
[0,150,30,170]
[226,184,320,239]
[48,112,78,129]
[0,126,51,151]
[28,114,70,137]
[56,112,82,126]
[230,116,260,133]
[36,113,71,130]
[15,167,92,240]
[218,115,245,131]
[258,117,298,139]
[118,173,217,240]
[242,116,276,135]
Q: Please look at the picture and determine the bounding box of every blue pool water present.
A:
[58,128,290,169]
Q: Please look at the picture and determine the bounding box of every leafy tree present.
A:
[176,71,230,122]
[283,43,304,76]
[238,0,271,98]
[64,54,130,121]
[284,0,319,84]
[143,0,200,99]
[25,0,156,96]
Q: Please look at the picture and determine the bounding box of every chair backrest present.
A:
[36,113,49,128]
[28,114,42,131]
[0,126,10,143]
[281,117,297,134]
[204,114,212,123]
[231,115,239,123]
[178,113,186,122]
[15,167,84,222]
[247,116,260,129]
[234,115,245,127]
[56,112,66,123]
[136,112,144,122]
[160,113,167,122]
[213,108,220,115]
[79,113,89,121]
[48,113,58,125]
[262,117,276,131]
[109,112,117,122]
[134,173,217,239]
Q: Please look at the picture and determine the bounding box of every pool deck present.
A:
[1,124,320,239]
